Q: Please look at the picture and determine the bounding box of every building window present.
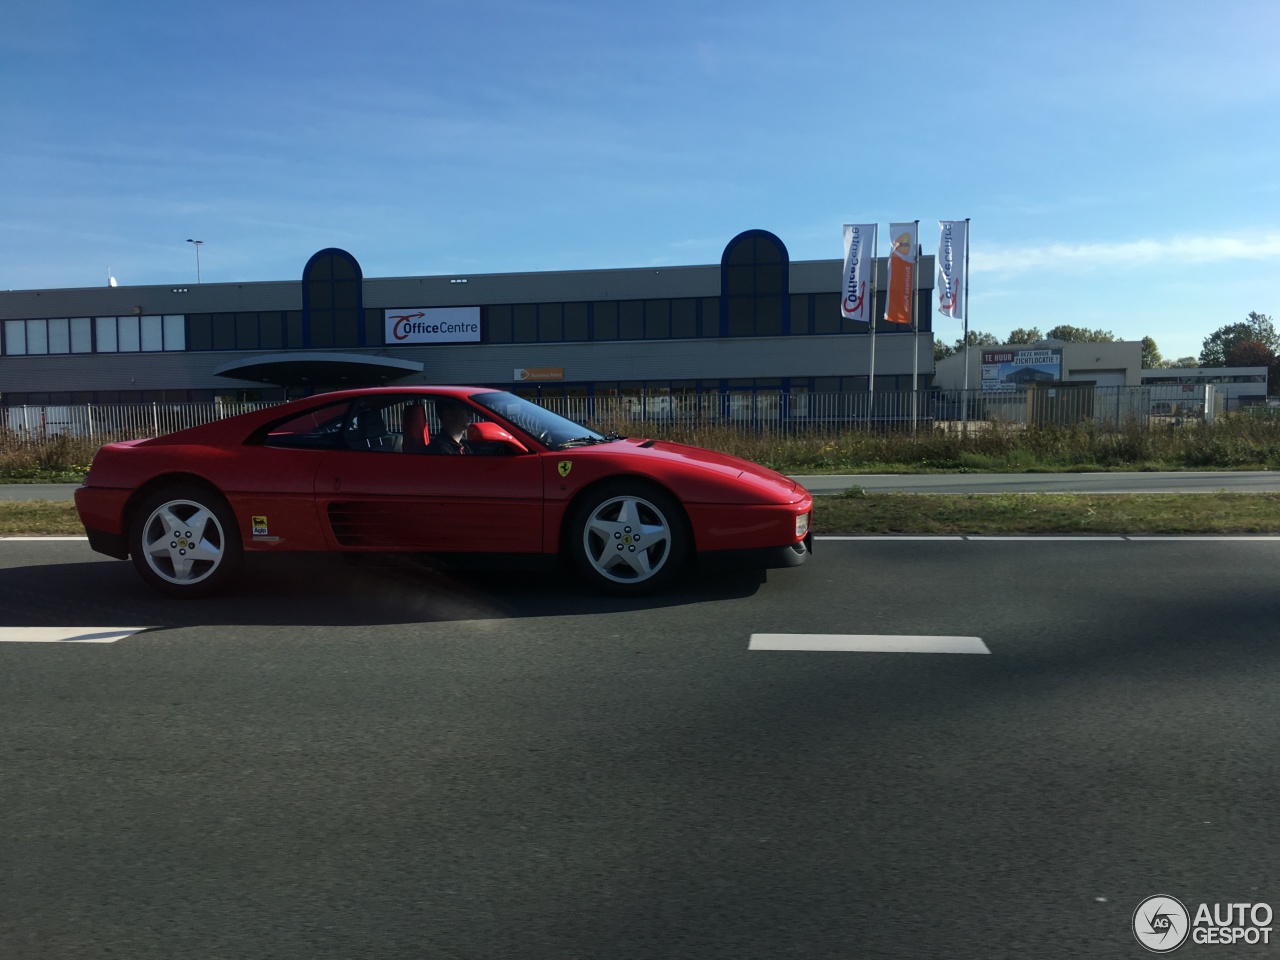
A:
[96,317,118,352]
[671,299,697,338]
[593,302,618,340]
[513,304,536,342]
[4,320,26,354]
[163,315,185,351]
[790,294,811,335]
[48,318,70,354]
[538,303,563,342]
[25,319,49,354]
[564,302,588,340]
[302,248,364,348]
[138,316,161,352]
[719,230,791,337]
[645,300,670,339]
[618,301,643,340]
[487,305,512,343]
[71,317,93,353]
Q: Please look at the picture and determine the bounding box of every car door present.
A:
[223,398,352,551]
[314,396,544,553]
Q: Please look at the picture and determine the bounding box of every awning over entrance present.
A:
[212,352,424,388]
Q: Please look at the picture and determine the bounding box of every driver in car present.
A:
[425,400,474,455]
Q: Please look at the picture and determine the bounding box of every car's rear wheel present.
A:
[129,485,242,598]
[570,482,688,595]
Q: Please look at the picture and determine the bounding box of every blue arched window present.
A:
[302,248,364,348]
[719,230,790,337]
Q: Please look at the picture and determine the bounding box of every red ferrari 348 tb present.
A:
[75,387,813,596]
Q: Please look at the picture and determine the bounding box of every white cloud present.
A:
[973,234,1280,277]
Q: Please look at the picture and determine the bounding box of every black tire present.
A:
[569,481,688,595]
[129,484,243,598]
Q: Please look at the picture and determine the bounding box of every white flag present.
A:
[840,224,877,321]
[884,222,918,326]
[937,220,967,319]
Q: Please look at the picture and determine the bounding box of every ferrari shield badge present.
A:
[557,461,573,478]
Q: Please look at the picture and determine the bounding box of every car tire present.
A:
[129,484,243,598]
[569,481,688,595]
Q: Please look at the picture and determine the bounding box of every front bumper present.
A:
[698,532,812,571]
[85,526,130,560]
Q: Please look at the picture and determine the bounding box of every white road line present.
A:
[965,536,1127,541]
[749,634,990,654]
[0,627,149,643]
[1124,536,1280,541]
[819,537,962,545]
[813,535,1280,542]
[0,536,89,541]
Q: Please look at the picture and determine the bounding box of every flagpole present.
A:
[961,218,971,435]
[868,226,878,429]
[911,220,919,434]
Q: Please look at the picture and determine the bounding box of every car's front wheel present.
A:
[129,485,243,598]
[570,482,688,595]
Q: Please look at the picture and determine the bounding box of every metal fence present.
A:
[2,401,278,442]
[0,385,1220,445]
[537,384,1218,431]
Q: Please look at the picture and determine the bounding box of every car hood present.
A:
[589,438,803,499]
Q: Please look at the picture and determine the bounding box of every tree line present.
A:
[934,312,1279,387]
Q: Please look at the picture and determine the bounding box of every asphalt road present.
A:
[7,470,1280,502]
[2,539,1276,959]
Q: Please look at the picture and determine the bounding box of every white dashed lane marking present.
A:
[749,634,991,654]
[0,627,150,643]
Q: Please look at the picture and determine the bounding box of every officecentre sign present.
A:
[384,307,481,344]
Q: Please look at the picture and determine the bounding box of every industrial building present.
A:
[0,231,936,407]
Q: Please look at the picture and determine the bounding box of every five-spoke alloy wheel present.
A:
[129,485,243,597]
[570,482,687,595]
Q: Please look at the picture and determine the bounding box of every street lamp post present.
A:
[186,239,203,283]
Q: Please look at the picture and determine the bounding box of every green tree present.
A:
[1044,324,1116,343]
[1200,312,1279,367]
[935,330,998,362]
[1006,327,1042,344]
[957,330,999,351]
[1141,336,1163,368]
[1169,356,1198,368]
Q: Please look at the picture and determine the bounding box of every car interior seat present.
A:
[348,407,398,451]
[402,403,429,453]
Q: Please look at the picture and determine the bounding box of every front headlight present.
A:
[796,512,810,538]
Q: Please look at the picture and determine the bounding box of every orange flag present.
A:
[884,222,917,325]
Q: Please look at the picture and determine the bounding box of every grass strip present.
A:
[0,501,86,535]
[7,494,1280,539]
[812,492,1280,536]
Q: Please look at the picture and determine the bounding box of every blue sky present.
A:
[2,0,1276,362]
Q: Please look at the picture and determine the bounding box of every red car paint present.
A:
[76,387,812,592]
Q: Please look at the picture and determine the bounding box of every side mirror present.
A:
[467,420,529,453]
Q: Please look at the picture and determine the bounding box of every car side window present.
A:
[343,398,404,453]
[262,402,350,450]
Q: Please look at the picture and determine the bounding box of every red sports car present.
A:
[75,387,813,597]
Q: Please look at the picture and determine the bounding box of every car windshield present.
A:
[470,392,609,450]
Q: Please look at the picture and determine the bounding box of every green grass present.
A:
[12,493,1280,538]
[811,492,1280,536]
[0,501,88,535]
[578,416,1280,474]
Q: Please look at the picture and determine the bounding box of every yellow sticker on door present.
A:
[252,516,269,536]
